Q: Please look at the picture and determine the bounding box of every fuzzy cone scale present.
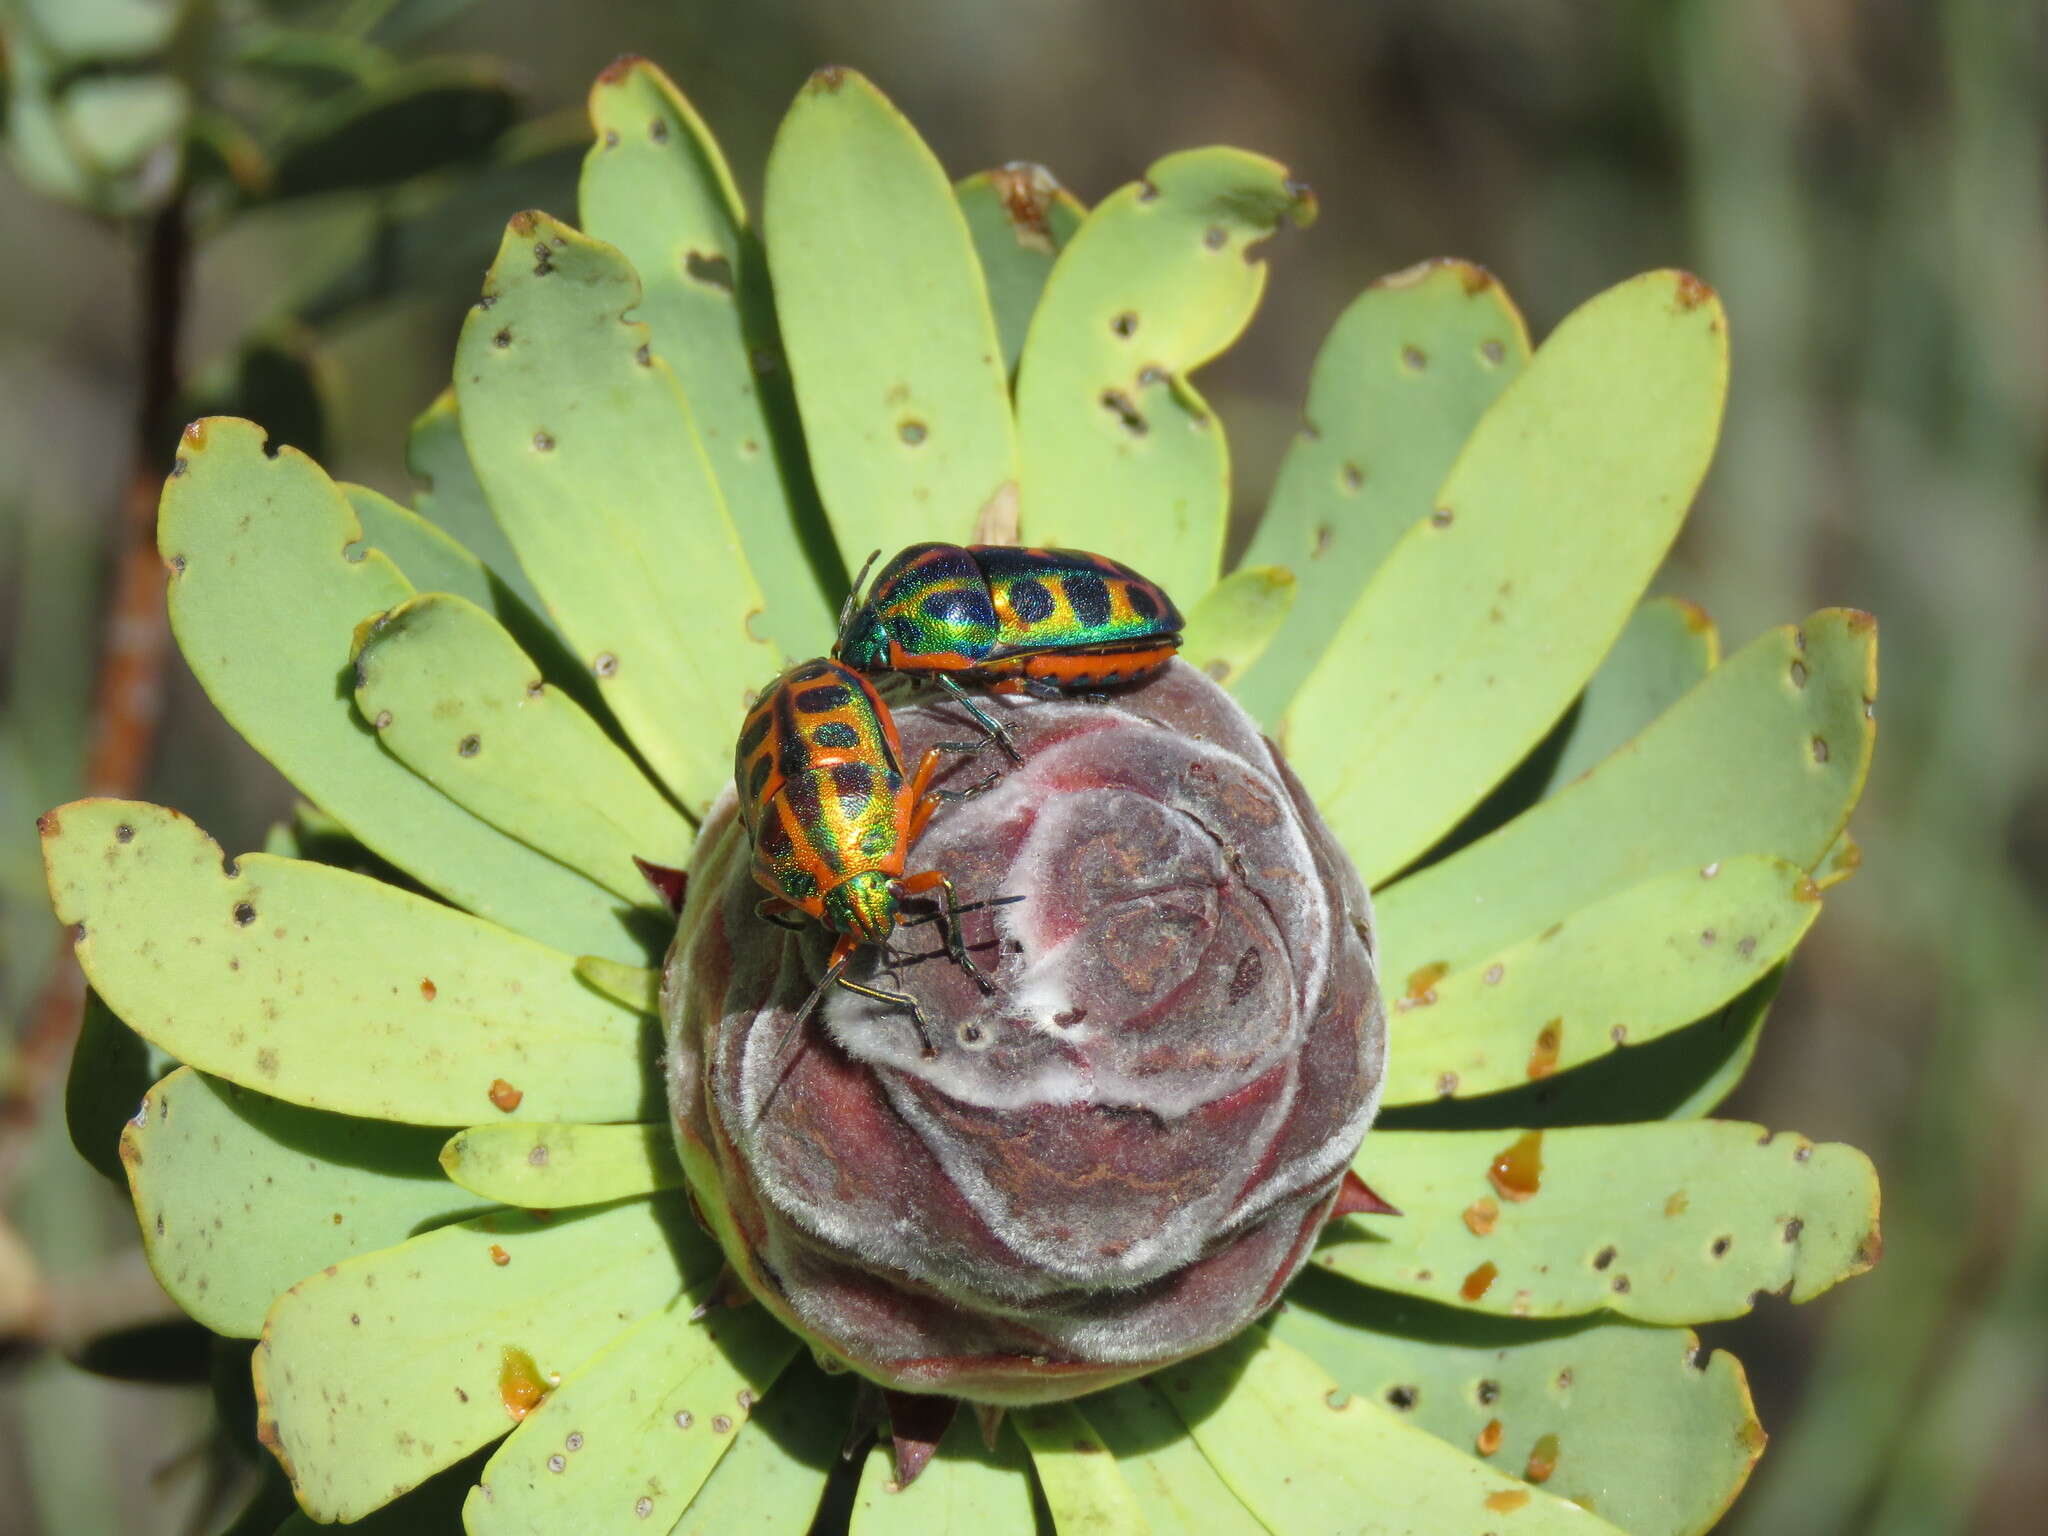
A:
[664,661,1386,1404]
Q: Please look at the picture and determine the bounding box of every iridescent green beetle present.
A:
[735,656,1007,1055]
[834,543,1186,756]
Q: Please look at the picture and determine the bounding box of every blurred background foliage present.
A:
[0,0,2041,1531]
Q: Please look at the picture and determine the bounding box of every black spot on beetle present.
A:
[1009,578,1056,625]
[1066,573,1112,629]
[812,722,859,750]
[794,683,852,714]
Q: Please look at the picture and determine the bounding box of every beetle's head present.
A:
[823,871,898,947]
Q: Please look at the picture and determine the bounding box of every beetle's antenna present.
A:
[835,549,883,649]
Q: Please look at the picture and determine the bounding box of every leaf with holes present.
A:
[1330,1121,1881,1324]
[1375,609,1876,974]
[406,390,542,613]
[1163,1328,1622,1534]
[1015,148,1314,601]
[455,211,776,816]
[353,593,693,905]
[1288,271,1730,883]
[765,69,1017,568]
[464,1281,799,1533]
[1381,856,1817,1104]
[1272,1269,1762,1536]
[125,1069,470,1336]
[1381,967,1786,1134]
[582,56,837,658]
[255,1197,709,1521]
[440,1122,680,1209]
[956,164,1086,376]
[670,1365,854,1534]
[344,482,598,719]
[1178,565,1295,692]
[1235,259,1531,726]
[43,801,654,1126]
[156,418,636,957]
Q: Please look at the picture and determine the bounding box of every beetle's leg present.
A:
[834,975,939,1057]
[936,674,1022,764]
[754,896,810,932]
[895,868,993,993]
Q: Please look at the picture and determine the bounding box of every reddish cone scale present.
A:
[734,657,1004,1055]
[673,661,1386,1407]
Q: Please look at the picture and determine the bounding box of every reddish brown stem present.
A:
[2,198,189,1192]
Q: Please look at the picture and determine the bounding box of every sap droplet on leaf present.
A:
[1488,1131,1544,1202]
[500,1346,548,1421]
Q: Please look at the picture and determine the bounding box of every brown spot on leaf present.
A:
[1476,1418,1503,1456]
[420,979,437,1001]
[1460,1261,1498,1301]
[1463,1197,1499,1237]
[1527,1019,1562,1079]
[489,1079,524,1113]
[1486,1489,1530,1512]
[1525,1432,1560,1482]
[489,1244,510,1266]
[1672,271,1715,311]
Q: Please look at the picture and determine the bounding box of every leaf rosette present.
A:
[37,56,1883,1536]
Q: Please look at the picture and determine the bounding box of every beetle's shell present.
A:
[735,659,908,919]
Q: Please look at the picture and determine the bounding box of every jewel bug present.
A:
[832,543,1185,752]
[735,657,1008,1055]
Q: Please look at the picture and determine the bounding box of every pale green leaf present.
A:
[851,1412,1037,1535]
[765,68,1018,568]
[575,956,660,1014]
[406,390,542,615]
[464,1281,799,1533]
[956,164,1086,376]
[1380,969,1784,1133]
[672,1365,851,1534]
[352,593,692,905]
[157,418,640,959]
[1326,1121,1881,1323]
[1014,1399,1151,1535]
[1164,1328,1621,1534]
[255,1196,709,1522]
[343,480,600,720]
[1542,596,1720,794]
[43,800,656,1126]
[1079,1379,1267,1536]
[66,988,173,1182]
[581,57,838,659]
[1235,259,1532,725]
[1015,148,1314,601]
[125,1068,471,1337]
[455,212,777,817]
[1375,608,1877,973]
[439,1122,679,1208]
[1177,565,1294,691]
[1289,271,1731,883]
[1382,856,1817,1104]
[1272,1269,1762,1536]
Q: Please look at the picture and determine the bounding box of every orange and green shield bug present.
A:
[734,657,1008,1055]
[833,544,1185,750]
